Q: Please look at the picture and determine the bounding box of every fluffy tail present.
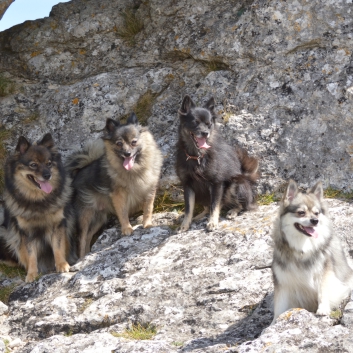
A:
[236,147,260,183]
[233,148,259,211]
[65,139,105,178]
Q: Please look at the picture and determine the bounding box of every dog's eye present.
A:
[131,140,137,146]
[29,163,37,169]
[116,141,123,147]
[297,211,305,216]
[207,122,212,128]
[314,211,319,216]
[47,161,52,167]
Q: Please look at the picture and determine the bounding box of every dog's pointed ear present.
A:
[204,97,215,112]
[283,179,298,205]
[105,118,120,134]
[126,112,138,125]
[310,181,323,201]
[16,136,30,155]
[179,95,195,116]
[38,133,54,149]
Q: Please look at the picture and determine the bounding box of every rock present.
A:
[0,0,352,191]
[0,302,8,315]
[0,200,348,352]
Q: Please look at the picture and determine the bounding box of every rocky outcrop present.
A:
[0,0,352,192]
[0,199,352,352]
[0,0,14,21]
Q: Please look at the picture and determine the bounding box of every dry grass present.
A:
[0,263,26,279]
[202,57,230,74]
[116,9,144,45]
[0,284,16,304]
[111,322,157,340]
[154,191,184,213]
[257,193,280,205]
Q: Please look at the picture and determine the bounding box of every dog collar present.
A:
[184,150,203,165]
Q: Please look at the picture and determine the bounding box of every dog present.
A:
[271,179,353,323]
[0,133,76,282]
[175,95,259,232]
[66,113,163,258]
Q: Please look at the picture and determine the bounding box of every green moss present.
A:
[134,90,158,125]
[116,9,144,45]
[64,328,73,337]
[0,284,16,304]
[111,322,157,340]
[172,341,184,347]
[330,309,343,320]
[0,74,15,97]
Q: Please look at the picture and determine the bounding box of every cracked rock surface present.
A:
[0,200,352,352]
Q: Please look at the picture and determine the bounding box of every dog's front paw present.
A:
[178,220,190,233]
[25,271,38,283]
[206,220,218,231]
[56,261,70,273]
[316,304,331,316]
[121,225,134,236]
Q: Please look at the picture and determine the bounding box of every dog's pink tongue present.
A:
[123,156,135,170]
[304,226,319,238]
[195,137,211,149]
[38,180,53,194]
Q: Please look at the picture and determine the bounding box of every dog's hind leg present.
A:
[207,183,223,231]
[193,206,209,221]
[78,208,95,258]
[52,224,70,273]
[142,189,156,229]
[179,186,195,232]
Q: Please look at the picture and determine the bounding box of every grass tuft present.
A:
[116,9,144,45]
[324,187,353,200]
[78,298,94,313]
[0,263,26,279]
[202,57,230,74]
[111,322,157,340]
[257,193,280,205]
[0,74,15,97]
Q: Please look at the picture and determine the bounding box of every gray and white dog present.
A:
[272,179,353,323]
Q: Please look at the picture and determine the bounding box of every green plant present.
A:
[111,322,157,340]
[0,74,15,97]
[330,309,343,320]
[78,298,94,313]
[3,339,10,353]
[202,57,229,74]
[172,341,184,347]
[116,9,144,45]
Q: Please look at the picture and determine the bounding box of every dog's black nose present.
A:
[43,172,51,180]
[310,218,319,225]
[124,151,131,157]
[201,131,208,138]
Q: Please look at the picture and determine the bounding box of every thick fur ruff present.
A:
[0,134,76,282]
[271,180,353,323]
[66,113,163,258]
[175,95,259,232]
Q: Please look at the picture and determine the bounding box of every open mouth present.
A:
[26,175,53,194]
[294,223,319,238]
[190,133,211,149]
[122,153,137,170]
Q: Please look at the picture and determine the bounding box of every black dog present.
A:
[176,95,259,232]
